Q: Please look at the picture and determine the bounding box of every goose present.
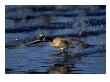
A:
[38,35,95,54]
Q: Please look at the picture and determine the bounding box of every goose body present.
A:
[48,37,71,53]
[47,37,95,53]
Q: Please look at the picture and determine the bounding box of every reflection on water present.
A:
[5,5,106,74]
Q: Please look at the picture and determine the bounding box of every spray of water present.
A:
[72,12,88,35]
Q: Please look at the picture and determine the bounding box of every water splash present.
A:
[72,12,88,35]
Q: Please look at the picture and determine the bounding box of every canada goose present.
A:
[39,35,95,54]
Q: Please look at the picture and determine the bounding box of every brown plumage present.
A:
[49,37,71,53]
[48,37,94,53]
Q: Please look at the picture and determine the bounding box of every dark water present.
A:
[5,5,106,74]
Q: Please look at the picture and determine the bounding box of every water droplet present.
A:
[101,24,103,28]
[15,38,18,40]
